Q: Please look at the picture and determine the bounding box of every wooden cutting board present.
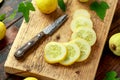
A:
[4,0,118,80]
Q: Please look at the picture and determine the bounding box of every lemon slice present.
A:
[71,38,91,62]
[71,27,96,46]
[60,43,80,66]
[70,17,93,32]
[44,42,67,64]
[73,9,91,19]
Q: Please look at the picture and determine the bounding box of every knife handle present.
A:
[14,31,45,59]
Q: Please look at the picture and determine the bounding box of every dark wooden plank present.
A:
[95,1,120,79]
[0,0,23,50]
[0,0,23,80]
[0,27,22,80]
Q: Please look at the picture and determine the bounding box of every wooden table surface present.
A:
[0,0,120,80]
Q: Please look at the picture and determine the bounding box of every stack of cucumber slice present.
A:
[44,9,97,66]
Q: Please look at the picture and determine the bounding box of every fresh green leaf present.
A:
[18,1,35,22]
[0,14,6,21]
[116,78,120,80]
[103,71,120,80]
[6,10,17,21]
[100,1,109,9]
[106,71,117,78]
[90,1,109,20]
[25,1,35,11]
[58,0,66,12]
[18,2,29,22]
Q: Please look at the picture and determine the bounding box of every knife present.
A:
[14,14,68,60]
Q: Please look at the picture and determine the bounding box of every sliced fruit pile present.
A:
[44,9,97,66]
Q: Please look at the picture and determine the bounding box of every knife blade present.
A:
[14,14,68,60]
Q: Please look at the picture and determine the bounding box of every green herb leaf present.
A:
[0,14,6,21]
[103,71,120,80]
[6,10,17,21]
[26,1,35,11]
[18,2,29,22]
[90,1,109,20]
[116,78,120,80]
[58,0,66,12]
[100,1,109,9]
[106,71,117,78]
[18,1,35,22]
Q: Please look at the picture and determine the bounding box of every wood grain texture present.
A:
[4,0,118,80]
[95,1,120,79]
[0,0,22,50]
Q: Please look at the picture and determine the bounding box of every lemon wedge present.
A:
[60,43,80,66]
[44,42,67,64]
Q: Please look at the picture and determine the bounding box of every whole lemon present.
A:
[36,0,58,14]
[79,0,89,2]
[0,22,6,40]
[24,77,38,80]
[109,33,120,56]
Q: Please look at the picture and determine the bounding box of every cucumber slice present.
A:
[70,17,93,32]
[60,43,80,66]
[71,38,91,62]
[44,42,67,64]
[73,9,91,19]
[71,27,96,46]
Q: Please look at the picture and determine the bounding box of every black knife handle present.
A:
[14,31,45,59]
